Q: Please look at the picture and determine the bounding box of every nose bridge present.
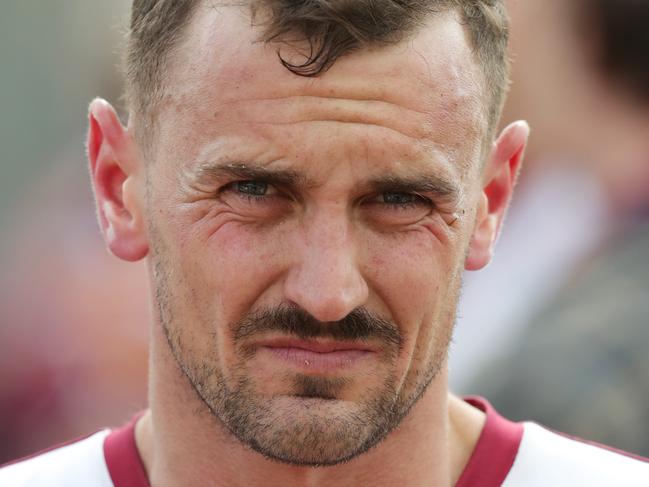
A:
[306,204,349,254]
[284,205,368,322]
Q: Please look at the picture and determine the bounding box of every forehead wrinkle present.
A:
[217,76,434,116]
[203,87,479,166]
[218,94,429,117]
[169,98,471,195]
[168,6,481,118]
[237,120,429,148]
[204,59,483,143]
[160,4,487,178]
[191,108,466,178]
[213,95,432,142]
[218,87,431,114]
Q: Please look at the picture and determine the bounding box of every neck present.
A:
[136,322,484,487]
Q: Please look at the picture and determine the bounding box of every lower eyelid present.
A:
[383,202,423,211]
[239,193,266,201]
[233,191,290,207]
[383,198,434,209]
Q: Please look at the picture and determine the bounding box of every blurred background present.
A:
[452,0,649,457]
[0,0,148,463]
[1,0,648,464]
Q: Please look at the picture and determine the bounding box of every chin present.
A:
[234,395,398,466]
[201,365,423,467]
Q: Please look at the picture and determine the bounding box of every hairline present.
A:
[129,2,503,164]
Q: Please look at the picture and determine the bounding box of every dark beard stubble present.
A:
[151,244,454,466]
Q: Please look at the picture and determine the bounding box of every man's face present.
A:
[144,6,486,465]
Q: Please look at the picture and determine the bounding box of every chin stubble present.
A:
[149,226,457,466]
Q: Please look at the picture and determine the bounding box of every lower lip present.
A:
[261,346,373,371]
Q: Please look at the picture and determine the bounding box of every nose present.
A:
[283,212,369,322]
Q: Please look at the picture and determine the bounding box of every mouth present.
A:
[256,338,377,372]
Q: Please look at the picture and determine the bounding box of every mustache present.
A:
[233,304,402,350]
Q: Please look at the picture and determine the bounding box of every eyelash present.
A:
[223,180,434,211]
[378,193,434,211]
[221,181,275,202]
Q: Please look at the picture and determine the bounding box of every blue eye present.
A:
[382,192,418,205]
[236,181,268,196]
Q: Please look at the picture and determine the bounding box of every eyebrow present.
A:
[368,174,460,202]
[195,162,309,187]
[195,161,460,201]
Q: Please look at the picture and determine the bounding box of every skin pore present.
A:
[87,4,528,486]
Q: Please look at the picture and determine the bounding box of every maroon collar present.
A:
[103,397,523,487]
[455,397,523,487]
[104,413,150,487]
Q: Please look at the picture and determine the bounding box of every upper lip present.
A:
[258,338,378,354]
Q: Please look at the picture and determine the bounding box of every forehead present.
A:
[154,4,486,173]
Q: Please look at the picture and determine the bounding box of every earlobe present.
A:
[464,193,495,271]
[465,121,529,271]
[87,98,148,262]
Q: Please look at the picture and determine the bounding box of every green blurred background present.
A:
[0,1,150,463]
[0,1,128,238]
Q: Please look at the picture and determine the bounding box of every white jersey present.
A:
[1,398,648,486]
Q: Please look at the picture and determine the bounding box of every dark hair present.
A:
[586,0,649,105]
[126,0,509,140]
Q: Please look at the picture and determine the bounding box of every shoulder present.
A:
[0,430,114,487]
[503,422,649,487]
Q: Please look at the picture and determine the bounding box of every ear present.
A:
[87,98,148,261]
[465,121,529,271]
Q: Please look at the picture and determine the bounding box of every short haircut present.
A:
[125,0,509,144]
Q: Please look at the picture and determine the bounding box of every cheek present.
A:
[154,211,291,367]
[363,228,463,373]
[364,226,458,318]
[184,221,289,317]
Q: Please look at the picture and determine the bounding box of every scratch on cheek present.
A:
[449,209,466,227]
